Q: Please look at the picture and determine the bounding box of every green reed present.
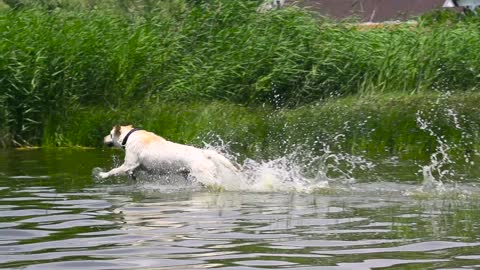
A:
[1,1,480,151]
[44,93,480,169]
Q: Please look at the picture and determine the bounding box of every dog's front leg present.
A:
[99,163,139,179]
[99,151,140,179]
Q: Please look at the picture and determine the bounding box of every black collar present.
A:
[121,128,140,148]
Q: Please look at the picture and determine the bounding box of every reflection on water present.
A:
[1,149,480,269]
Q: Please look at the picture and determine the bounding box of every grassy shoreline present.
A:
[28,93,480,165]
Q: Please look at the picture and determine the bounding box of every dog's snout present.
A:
[104,135,114,147]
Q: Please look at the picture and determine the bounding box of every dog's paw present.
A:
[99,172,109,179]
[92,167,107,180]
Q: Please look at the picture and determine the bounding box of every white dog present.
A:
[97,125,240,185]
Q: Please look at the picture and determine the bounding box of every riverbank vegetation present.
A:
[1,0,480,164]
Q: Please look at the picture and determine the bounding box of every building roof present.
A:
[291,0,448,22]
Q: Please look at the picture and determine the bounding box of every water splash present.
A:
[414,94,473,194]
[416,110,450,193]
[239,155,328,193]
[92,139,373,194]
[189,141,374,193]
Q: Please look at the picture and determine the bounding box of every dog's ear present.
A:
[114,125,121,137]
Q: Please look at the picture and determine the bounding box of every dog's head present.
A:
[104,125,134,148]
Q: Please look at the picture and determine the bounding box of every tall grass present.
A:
[1,1,480,150]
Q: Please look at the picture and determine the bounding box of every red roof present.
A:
[293,0,447,22]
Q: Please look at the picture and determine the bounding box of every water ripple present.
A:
[2,150,480,270]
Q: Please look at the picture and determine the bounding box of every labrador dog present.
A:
[97,125,239,184]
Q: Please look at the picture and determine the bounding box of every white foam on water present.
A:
[149,152,330,193]
[181,142,375,193]
[236,157,329,193]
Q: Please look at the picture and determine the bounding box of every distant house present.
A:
[283,0,480,22]
[258,0,286,13]
[443,0,480,9]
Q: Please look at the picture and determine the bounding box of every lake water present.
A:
[1,148,480,269]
